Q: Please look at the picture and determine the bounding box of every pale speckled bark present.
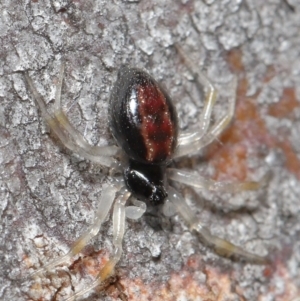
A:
[1,0,300,300]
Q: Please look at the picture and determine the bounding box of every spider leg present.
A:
[168,168,270,193]
[27,183,120,279]
[24,66,118,167]
[168,187,269,264]
[175,45,218,158]
[125,197,147,220]
[63,189,131,301]
[175,74,237,158]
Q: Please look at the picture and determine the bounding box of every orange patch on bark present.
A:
[69,249,109,278]
[268,87,300,178]
[207,49,300,180]
[226,48,245,73]
[206,50,271,181]
[206,98,271,181]
[268,87,299,118]
[277,140,300,178]
[121,256,237,301]
[120,255,300,301]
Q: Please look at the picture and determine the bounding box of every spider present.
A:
[24,50,269,301]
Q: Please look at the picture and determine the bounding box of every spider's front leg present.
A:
[24,65,119,168]
[168,187,269,264]
[174,45,237,158]
[175,75,237,157]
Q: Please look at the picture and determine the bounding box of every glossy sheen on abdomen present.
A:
[110,66,178,164]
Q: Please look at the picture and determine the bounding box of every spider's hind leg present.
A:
[26,184,120,280]
[168,187,269,264]
[63,189,131,301]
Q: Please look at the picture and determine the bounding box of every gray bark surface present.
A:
[1,0,300,300]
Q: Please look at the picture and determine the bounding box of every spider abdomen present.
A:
[110,66,178,164]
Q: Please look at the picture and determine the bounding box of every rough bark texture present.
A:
[1,0,300,300]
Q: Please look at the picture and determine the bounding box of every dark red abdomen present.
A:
[110,66,178,164]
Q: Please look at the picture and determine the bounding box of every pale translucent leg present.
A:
[168,168,270,193]
[64,189,131,301]
[162,198,177,217]
[168,187,269,264]
[24,67,118,167]
[175,75,238,158]
[175,45,217,154]
[27,184,120,279]
[125,197,147,220]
